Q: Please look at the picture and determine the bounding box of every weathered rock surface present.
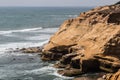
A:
[41,4,120,78]
[103,70,120,80]
[74,72,106,80]
[94,54,120,73]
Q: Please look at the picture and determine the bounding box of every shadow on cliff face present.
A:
[108,12,120,24]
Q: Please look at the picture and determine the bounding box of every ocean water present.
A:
[0,7,92,80]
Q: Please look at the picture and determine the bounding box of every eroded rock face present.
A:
[42,4,120,59]
[94,54,120,73]
[103,70,120,80]
[41,4,120,77]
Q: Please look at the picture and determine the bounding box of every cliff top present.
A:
[78,4,120,25]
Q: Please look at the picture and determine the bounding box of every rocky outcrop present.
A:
[41,4,120,77]
[103,70,120,80]
[20,47,42,53]
[94,55,120,73]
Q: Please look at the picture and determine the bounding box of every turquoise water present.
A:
[0,7,92,80]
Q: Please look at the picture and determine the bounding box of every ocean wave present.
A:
[68,15,78,18]
[32,27,58,33]
[50,14,78,18]
[52,70,74,80]
[0,40,48,52]
[25,66,56,75]
[24,65,73,79]
[0,27,42,35]
[26,35,51,41]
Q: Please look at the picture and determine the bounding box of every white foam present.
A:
[24,66,56,75]
[24,65,73,80]
[28,65,74,80]
[0,27,42,35]
[52,70,74,80]
[33,27,58,33]
[0,40,48,52]
[68,15,78,18]
[26,35,51,41]
[23,77,33,80]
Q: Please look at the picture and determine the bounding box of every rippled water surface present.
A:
[0,7,92,80]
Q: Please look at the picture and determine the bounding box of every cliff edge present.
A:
[41,4,120,78]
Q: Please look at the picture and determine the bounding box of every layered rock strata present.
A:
[103,70,120,80]
[42,4,120,77]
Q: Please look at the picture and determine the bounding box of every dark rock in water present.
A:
[20,47,42,53]
[8,47,43,53]
[58,68,83,77]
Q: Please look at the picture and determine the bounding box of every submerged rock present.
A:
[20,47,42,53]
[41,4,120,78]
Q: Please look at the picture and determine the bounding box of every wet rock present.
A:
[58,68,83,77]
[20,47,42,53]
[54,62,68,68]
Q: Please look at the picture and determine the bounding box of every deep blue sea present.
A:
[0,7,92,80]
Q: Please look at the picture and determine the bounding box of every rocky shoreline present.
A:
[41,4,120,80]
[20,4,120,80]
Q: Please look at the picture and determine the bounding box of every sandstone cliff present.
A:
[104,69,120,80]
[42,4,120,77]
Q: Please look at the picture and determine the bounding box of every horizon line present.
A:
[0,6,97,8]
